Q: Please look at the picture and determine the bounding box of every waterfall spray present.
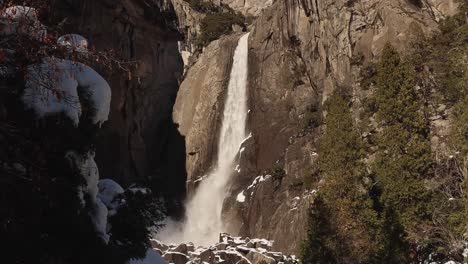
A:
[158,33,251,246]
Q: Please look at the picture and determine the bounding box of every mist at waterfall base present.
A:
[157,33,250,246]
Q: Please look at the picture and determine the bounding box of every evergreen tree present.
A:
[301,91,383,264]
[373,44,434,249]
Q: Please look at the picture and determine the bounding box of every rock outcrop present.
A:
[220,0,274,16]
[173,34,241,192]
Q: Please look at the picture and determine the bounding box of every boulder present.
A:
[150,239,169,252]
[199,248,215,263]
[246,251,276,264]
[173,243,188,254]
[163,252,189,264]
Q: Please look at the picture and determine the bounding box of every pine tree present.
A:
[301,90,383,264]
[373,44,434,248]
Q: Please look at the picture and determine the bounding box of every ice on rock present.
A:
[22,58,111,126]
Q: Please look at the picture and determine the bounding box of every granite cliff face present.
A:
[53,0,188,214]
[172,0,459,255]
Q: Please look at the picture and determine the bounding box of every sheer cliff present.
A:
[53,0,188,214]
[172,0,463,257]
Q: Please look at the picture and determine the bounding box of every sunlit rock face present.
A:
[168,0,458,255]
[220,0,274,16]
[160,33,250,246]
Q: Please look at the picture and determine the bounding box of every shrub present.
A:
[108,189,165,262]
[184,0,218,13]
[198,11,245,47]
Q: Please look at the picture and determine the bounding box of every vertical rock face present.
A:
[235,0,458,254]
[173,34,240,190]
[171,0,205,68]
[220,0,274,16]
[173,0,459,255]
[54,0,187,209]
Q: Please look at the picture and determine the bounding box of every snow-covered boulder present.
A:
[97,179,125,216]
[66,151,124,244]
[0,6,46,41]
[153,233,299,264]
[66,151,99,205]
[57,34,89,53]
[22,57,111,126]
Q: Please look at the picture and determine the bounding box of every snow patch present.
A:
[22,58,111,126]
[246,174,271,195]
[91,198,110,243]
[236,191,246,203]
[240,132,253,147]
[57,34,89,53]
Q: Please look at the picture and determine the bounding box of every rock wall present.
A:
[220,0,274,16]
[230,0,460,254]
[173,0,459,255]
[53,0,187,213]
[173,34,241,192]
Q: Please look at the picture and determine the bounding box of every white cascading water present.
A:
[158,33,250,246]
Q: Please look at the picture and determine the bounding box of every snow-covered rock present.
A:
[97,179,125,216]
[236,191,246,203]
[153,233,298,264]
[66,151,100,205]
[0,5,46,41]
[66,151,128,244]
[91,198,110,243]
[57,34,89,53]
[22,57,111,126]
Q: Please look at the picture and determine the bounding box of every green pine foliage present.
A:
[199,12,245,46]
[429,1,468,104]
[189,0,246,47]
[301,91,383,263]
[373,44,434,245]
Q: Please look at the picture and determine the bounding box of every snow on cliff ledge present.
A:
[22,57,111,126]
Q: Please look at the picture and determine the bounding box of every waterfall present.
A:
[158,33,251,246]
